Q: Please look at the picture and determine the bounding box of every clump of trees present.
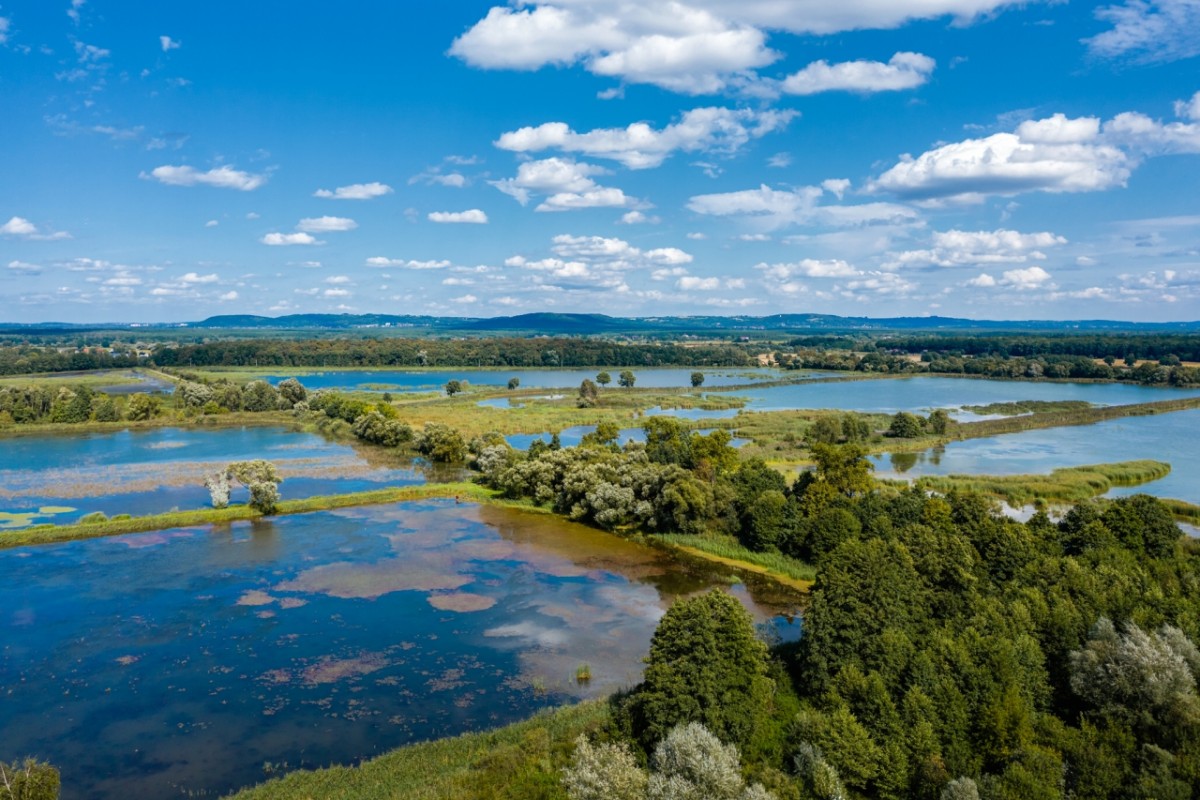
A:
[205,460,282,514]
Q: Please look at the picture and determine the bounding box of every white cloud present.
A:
[428,209,489,224]
[160,35,181,52]
[888,228,1067,268]
[297,216,358,233]
[821,178,851,199]
[1000,266,1052,289]
[1177,91,1200,122]
[619,210,660,224]
[738,233,771,241]
[0,216,71,240]
[967,273,997,287]
[1104,108,1200,156]
[871,114,1130,202]
[0,217,37,236]
[678,276,721,290]
[646,247,693,264]
[262,232,321,246]
[452,294,479,304]
[7,260,42,274]
[759,259,860,279]
[452,1,1023,93]
[0,16,10,45]
[205,219,219,228]
[365,257,451,269]
[1085,0,1200,63]
[495,107,796,169]
[686,232,708,240]
[768,152,792,168]
[313,182,393,200]
[67,0,85,24]
[491,157,609,204]
[325,275,352,284]
[688,183,918,230]
[179,272,219,284]
[144,165,267,191]
[323,288,351,298]
[782,52,935,95]
[219,290,238,301]
[537,187,632,211]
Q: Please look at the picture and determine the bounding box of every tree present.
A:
[241,380,278,412]
[415,423,467,462]
[630,590,773,749]
[647,722,775,800]
[126,392,160,421]
[206,460,282,514]
[578,379,600,408]
[619,370,636,388]
[0,758,60,800]
[277,377,307,406]
[886,412,925,438]
[691,371,705,388]
[444,379,463,396]
[808,416,843,445]
[507,377,520,390]
[927,408,950,435]
[562,736,647,800]
[810,443,874,497]
[596,371,612,386]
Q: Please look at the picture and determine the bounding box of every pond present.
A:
[0,426,437,530]
[872,408,1200,505]
[0,500,802,799]
[725,375,1200,415]
[266,367,788,393]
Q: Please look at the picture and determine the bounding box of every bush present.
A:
[0,758,60,800]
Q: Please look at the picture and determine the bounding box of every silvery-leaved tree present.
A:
[205,460,281,514]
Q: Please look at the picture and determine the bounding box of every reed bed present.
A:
[915,460,1171,506]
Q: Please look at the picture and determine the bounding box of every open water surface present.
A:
[0,500,801,799]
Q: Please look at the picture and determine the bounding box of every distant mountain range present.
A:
[4,312,1200,335]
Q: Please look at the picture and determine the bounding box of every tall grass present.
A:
[915,460,1171,506]
[224,701,609,800]
[651,533,816,589]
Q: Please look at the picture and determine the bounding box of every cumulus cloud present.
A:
[428,209,489,223]
[871,113,1130,202]
[0,16,10,45]
[491,157,611,204]
[0,216,72,240]
[219,290,238,301]
[506,233,695,294]
[888,228,1067,268]
[537,187,633,211]
[262,232,320,246]
[495,107,796,169]
[313,182,393,200]
[143,165,267,191]
[323,288,351,298]
[160,35,181,52]
[678,276,721,290]
[179,272,219,284]
[1177,91,1200,121]
[1000,266,1052,289]
[297,216,358,233]
[782,52,935,95]
[452,1,1023,93]
[967,273,997,287]
[1103,105,1200,156]
[7,260,42,274]
[758,259,860,279]
[688,183,919,230]
[618,210,660,224]
[1085,0,1200,63]
[365,257,451,269]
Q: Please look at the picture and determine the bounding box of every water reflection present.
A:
[0,500,802,800]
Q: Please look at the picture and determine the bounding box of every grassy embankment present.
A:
[913,460,1173,507]
[226,700,609,800]
[0,482,489,549]
[649,533,815,591]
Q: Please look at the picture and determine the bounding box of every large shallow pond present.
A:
[0,500,801,799]
[872,408,1200,504]
[0,426,435,529]
[266,367,790,393]
[726,375,1200,414]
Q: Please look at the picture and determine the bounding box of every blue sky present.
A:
[1,0,1198,323]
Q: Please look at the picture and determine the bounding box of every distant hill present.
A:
[4,312,1199,336]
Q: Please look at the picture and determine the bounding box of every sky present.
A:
[1,1,1199,323]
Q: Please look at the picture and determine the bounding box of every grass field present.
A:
[225,701,609,800]
[914,460,1171,507]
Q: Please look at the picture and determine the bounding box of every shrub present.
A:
[0,758,60,800]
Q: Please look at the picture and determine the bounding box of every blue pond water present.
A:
[0,426,431,529]
[0,500,801,799]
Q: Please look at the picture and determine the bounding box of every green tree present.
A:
[227,460,282,514]
[596,371,612,386]
[927,408,950,435]
[126,392,160,421]
[578,378,600,408]
[810,443,874,497]
[887,412,925,438]
[507,377,520,390]
[415,423,468,462]
[0,758,60,800]
[241,380,278,412]
[619,370,636,388]
[808,416,843,445]
[629,590,773,749]
[445,379,463,396]
[277,377,307,406]
[690,371,705,388]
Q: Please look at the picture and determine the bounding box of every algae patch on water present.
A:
[427,592,497,612]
